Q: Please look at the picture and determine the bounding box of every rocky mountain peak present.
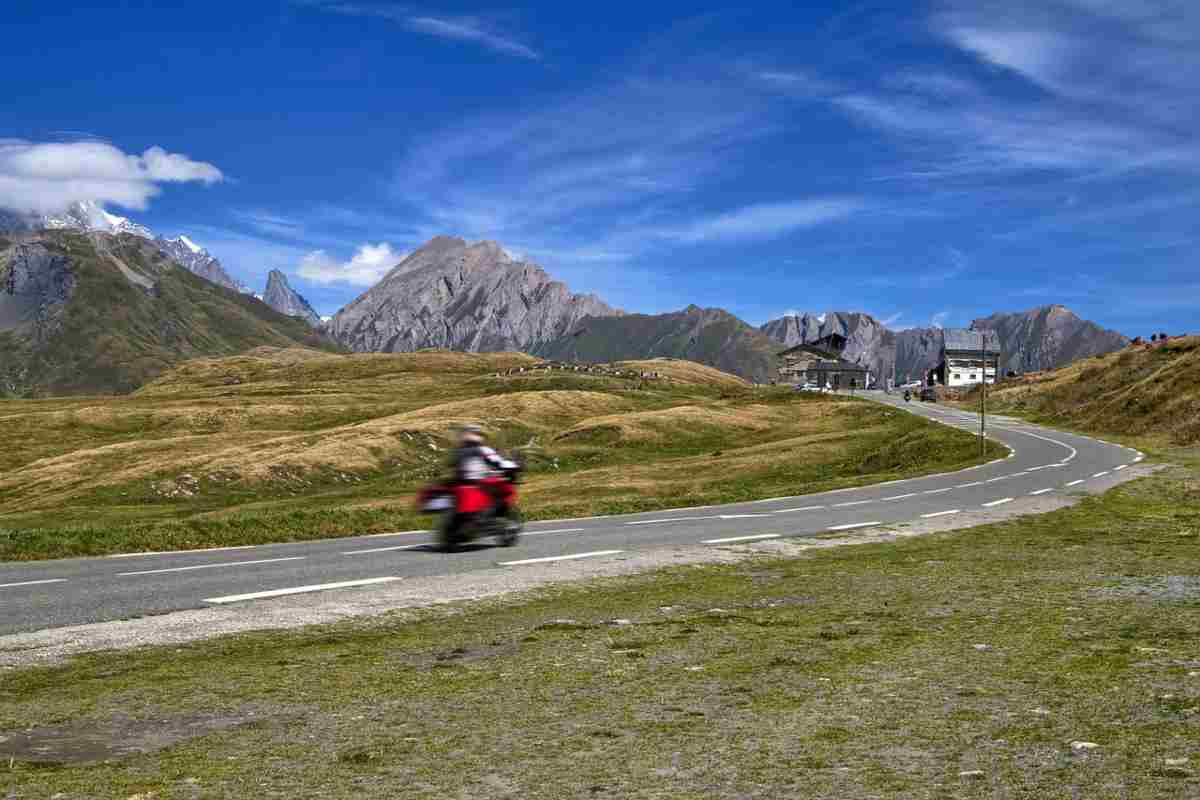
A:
[329,235,621,354]
[262,269,321,327]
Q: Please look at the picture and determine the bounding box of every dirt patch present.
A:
[0,710,258,765]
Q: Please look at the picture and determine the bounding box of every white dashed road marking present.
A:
[774,505,825,513]
[343,544,426,554]
[119,557,306,576]
[0,578,67,589]
[1066,479,1085,487]
[1029,488,1054,496]
[828,521,882,531]
[204,577,401,604]
[982,498,1013,507]
[1114,464,1128,471]
[524,528,587,537]
[719,514,772,519]
[957,481,984,488]
[500,550,623,566]
[921,510,960,518]
[833,500,873,508]
[106,544,258,559]
[923,487,953,495]
[882,493,918,501]
[703,534,781,544]
[1093,471,1109,478]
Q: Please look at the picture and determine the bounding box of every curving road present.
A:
[0,393,1142,636]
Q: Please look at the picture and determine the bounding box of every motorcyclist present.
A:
[904,389,912,402]
[449,424,518,517]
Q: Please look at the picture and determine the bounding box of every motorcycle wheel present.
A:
[437,512,466,552]
[498,508,523,547]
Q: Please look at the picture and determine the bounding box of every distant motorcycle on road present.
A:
[904,390,912,402]
[416,461,524,552]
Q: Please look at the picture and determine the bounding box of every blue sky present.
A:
[2,0,1197,334]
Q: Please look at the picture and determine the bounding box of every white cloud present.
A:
[930,311,950,328]
[0,139,222,216]
[407,16,539,60]
[300,4,539,60]
[755,70,838,95]
[653,198,863,244]
[945,27,1078,92]
[298,242,404,286]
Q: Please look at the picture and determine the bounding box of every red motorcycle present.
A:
[416,464,524,551]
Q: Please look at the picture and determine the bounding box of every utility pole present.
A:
[979,331,987,456]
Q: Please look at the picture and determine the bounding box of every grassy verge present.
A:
[0,352,1004,560]
[3,465,1198,798]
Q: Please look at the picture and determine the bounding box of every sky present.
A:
[2,0,1198,335]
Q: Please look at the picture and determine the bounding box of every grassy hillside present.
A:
[966,336,1200,446]
[536,305,782,383]
[0,231,334,396]
[0,348,1002,560]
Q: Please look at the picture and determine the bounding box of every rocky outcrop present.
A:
[0,242,77,344]
[329,236,621,353]
[971,305,1129,375]
[539,304,781,383]
[894,327,943,384]
[263,269,321,326]
[155,235,245,293]
[41,200,155,240]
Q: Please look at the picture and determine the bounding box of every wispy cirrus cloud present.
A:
[299,3,539,60]
[649,198,863,244]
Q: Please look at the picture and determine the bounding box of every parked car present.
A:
[919,386,938,402]
[794,383,825,393]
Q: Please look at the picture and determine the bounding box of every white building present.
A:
[934,329,1001,388]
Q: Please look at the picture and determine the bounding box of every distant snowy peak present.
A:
[156,235,245,293]
[175,234,203,254]
[42,200,154,239]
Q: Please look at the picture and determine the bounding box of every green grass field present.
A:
[3,459,1196,798]
[0,348,1002,560]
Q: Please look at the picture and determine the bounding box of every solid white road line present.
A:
[774,505,826,513]
[1011,471,1029,477]
[0,578,67,589]
[1093,471,1109,478]
[833,500,873,508]
[119,556,306,577]
[921,510,960,518]
[105,544,259,559]
[1029,488,1054,496]
[982,497,1013,507]
[1066,479,1085,487]
[828,521,882,531]
[500,550,623,566]
[703,534,782,544]
[524,527,588,537]
[204,577,401,604]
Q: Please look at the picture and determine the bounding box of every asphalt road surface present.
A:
[0,393,1142,636]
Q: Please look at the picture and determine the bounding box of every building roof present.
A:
[943,328,1000,351]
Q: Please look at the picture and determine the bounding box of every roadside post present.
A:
[980,331,987,456]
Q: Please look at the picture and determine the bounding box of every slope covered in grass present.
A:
[969,337,1200,445]
[0,231,336,396]
[0,349,1002,560]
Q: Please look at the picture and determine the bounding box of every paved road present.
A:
[0,393,1142,636]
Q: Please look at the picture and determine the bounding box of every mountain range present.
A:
[0,201,1132,393]
[0,228,334,396]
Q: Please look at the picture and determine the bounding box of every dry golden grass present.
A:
[972,336,1200,445]
[613,358,749,389]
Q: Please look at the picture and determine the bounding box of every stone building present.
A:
[776,333,871,389]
